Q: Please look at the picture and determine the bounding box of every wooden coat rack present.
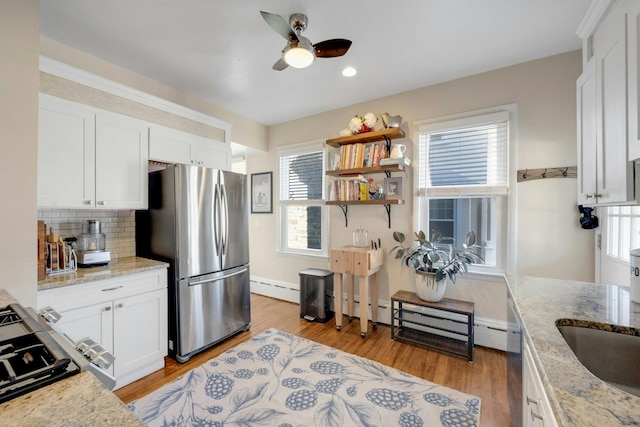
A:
[517,166,577,183]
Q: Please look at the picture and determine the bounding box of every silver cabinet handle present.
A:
[116,303,124,309]
[526,395,538,406]
[104,306,111,312]
[585,193,602,199]
[83,200,92,205]
[97,201,106,206]
[101,285,123,292]
[530,408,543,421]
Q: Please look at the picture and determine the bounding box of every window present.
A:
[605,206,640,262]
[415,107,514,272]
[278,140,328,256]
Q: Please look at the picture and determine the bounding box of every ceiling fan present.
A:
[260,10,352,71]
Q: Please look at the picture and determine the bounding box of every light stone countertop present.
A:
[0,289,145,426]
[38,256,168,291]
[507,275,640,427]
[0,372,144,426]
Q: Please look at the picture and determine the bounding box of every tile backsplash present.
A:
[37,209,136,260]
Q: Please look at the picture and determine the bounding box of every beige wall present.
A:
[248,50,591,321]
[39,37,268,151]
[0,0,40,307]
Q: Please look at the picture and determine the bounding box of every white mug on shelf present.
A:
[390,144,406,159]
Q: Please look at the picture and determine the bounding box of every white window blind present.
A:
[417,111,509,197]
[277,140,327,256]
[279,150,324,204]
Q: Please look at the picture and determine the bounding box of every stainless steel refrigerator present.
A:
[137,164,250,363]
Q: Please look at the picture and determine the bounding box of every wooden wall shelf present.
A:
[326,164,406,176]
[326,127,405,148]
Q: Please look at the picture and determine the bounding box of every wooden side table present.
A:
[390,290,475,362]
[330,246,384,337]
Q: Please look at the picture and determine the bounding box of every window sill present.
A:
[276,249,329,261]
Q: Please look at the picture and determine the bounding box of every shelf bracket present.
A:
[337,204,348,227]
[384,204,391,228]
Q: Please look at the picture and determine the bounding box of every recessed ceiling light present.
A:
[342,67,357,77]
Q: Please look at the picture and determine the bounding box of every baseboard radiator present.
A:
[250,276,507,352]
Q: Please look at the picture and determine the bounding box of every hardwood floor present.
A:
[115,293,511,427]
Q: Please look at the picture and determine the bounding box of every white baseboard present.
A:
[250,276,507,352]
[250,277,300,304]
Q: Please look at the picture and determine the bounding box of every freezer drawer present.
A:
[175,265,250,362]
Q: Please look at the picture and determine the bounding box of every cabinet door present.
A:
[577,59,598,205]
[193,137,231,170]
[628,0,640,160]
[95,113,149,209]
[37,95,96,208]
[593,7,634,204]
[523,345,558,427]
[56,301,114,374]
[112,289,168,379]
[149,125,194,165]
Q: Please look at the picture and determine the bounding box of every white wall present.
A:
[0,0,40,307]
[248,50,591,323]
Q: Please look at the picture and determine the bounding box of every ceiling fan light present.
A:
[283,47,315,68]
[283,39,315,69]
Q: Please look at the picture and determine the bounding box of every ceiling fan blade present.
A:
[314,39,352,58]
[272,58,289,71]
[260,11,298,42]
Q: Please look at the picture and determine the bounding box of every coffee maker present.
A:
[75,220,111,267]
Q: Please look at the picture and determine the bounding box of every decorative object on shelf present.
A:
[384,176,402,200]
[338,128,352,137]
[368,178,384,199]
[251,172,273,214]
[381,112,402,128]
[414,270,447,302]
[349,112,378,134]
[389,230,484,302]
[390,143,406,159]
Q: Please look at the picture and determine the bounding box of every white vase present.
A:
[414,270,447,302]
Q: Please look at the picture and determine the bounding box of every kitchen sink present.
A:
[556,319,640,397]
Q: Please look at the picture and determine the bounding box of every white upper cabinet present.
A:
[38,94,149,209]
[95,112,149,209]
[577,59,598,204]
[38,95,96,208]
[149,124,231,170]
[627,1,640,160]
[577,0,636,205]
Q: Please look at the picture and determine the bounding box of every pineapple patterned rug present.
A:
[128,328,481,427]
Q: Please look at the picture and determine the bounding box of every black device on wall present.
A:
[578,205,599,229]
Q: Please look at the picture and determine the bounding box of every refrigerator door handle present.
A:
[220,183,229,255]
[188,267,249,286]
[213,182,221,255]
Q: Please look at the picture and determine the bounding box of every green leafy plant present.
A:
[390,229,484,283]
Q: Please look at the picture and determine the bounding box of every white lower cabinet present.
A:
[523,344,558,427]
[38,269,168,389]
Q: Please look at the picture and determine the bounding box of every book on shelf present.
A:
[337,142,388,169]
[329,176,370,202]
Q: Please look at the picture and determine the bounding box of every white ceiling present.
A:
[40,1,592,127]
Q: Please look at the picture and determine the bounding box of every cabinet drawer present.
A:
[38,269,167,312]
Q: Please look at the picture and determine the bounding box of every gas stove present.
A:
[0,303,115,404]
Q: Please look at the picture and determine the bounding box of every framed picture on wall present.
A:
[251,172,273,213]
[384,177,402,200]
